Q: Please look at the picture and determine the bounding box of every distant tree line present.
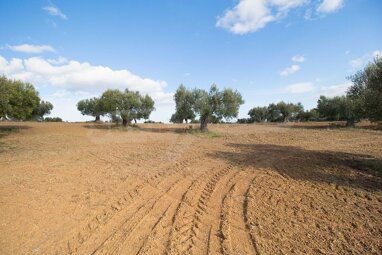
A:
[0,76,53,121]
[1,56,380,129]
[77,89,155,126]
[238,102,309,124]
[238,57,382,127]
[44,117,63,122]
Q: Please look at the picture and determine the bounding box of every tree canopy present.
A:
[248,106,268,123]
[78,89,155,126]
[31,100,53,120]
[77,97,104,121]
[170,85,195,123]
[0,76,52,120]
[347,57,382,122]
[171,84,244,131]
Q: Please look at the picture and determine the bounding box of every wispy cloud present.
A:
[284,82,315,93]
[280,64,300,76]
[216,0,344,34]
[7,44,55,54]
[43,6,67,20]
[373,50,382,58]
[349,50,381,69]
[292,55,306,63]
[319,82,351,97]
[317,0,344,14]
[47,56,68,65]
[216,0,308,34]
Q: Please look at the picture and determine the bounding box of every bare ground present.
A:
[0,122,381,255]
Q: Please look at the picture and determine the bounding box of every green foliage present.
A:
[0,76,41,120]
[171,85,195,123]
[348,57,382,121]
[44,117,63,122]
[197,85,243,130]
[137,94,155,120]
[77,97,104,121]
[31,100,53,120]
[296,109,319,121]
[317,95,345,121]
[248,106,268,122]
[267,101,303,122]
[243,102,304,123]
[170,112,183,123]
[237,118,250,124]
[171,84,243,130]
[317,95,364,127]
[194,85,244,131]
[144,120,163,124]
[98,89,155,125]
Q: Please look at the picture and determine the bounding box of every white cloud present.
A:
[43,6,67,20]
[0,55,174,121]
[349,50,382,69]
[373,50,382,58]
[280,64,300,76]
[285,82,315,93]
[319,82,351,97]
[349,57,364,69]
[47,56,68,65]
[317,0,344,14]
[216,0,308,34]
[7,44,55,54]
[217,0,346,34]
[292,55,306,62]
[183,72,191,76]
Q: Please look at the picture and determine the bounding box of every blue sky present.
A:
[0,0,381,122]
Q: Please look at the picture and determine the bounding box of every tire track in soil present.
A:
[166,165,237,255]
[243,177,260,255]
[117,175,198,255]
[54,149,203,255]
[90,176,186,255]
[80,150,204,255]
[219,172,258,255]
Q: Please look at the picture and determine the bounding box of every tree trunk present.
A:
[185,119,188,124]
[122,118,128,126]
[200,116,209,132]
[346,118,355,127]
[134,118,137,124]
[95,115,100,122]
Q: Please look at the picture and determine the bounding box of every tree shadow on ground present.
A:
[276,122,346,130]
[82,123,196,134]
[0,125,30,138]
[208,143,382,191]
[276,122,382,131]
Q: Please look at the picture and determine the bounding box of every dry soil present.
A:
[0,122,381,255]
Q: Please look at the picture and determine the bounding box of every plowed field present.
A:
[0,122,381,254]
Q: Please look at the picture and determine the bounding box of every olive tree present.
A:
[134,94,155,123]
[77,97,104,121]
[248,106,268,122]
[100,89,154,126]
[171,84,195,123]
[31,100,53,120]
[0,76,40,120]
[347,57,382,122]
[317,95,360,127]
[266,101,303,122]
[187,84,244,131]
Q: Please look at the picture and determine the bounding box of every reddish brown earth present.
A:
[0,122,381,255]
